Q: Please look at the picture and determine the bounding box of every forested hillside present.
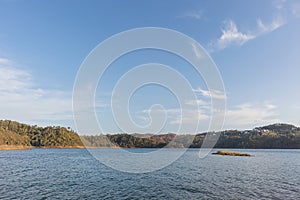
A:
[82,123,300,149]
[1,120,299,149]
[0,120,83,148]
[192,123,300,148]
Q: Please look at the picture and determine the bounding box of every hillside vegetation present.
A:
[82,123,300,149]
[1,120,299,149]
[0,120,83,148]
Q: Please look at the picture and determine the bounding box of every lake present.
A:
[0,149,299,199]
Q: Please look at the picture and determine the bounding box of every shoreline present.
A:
[0,145,86,150]
[1,145,300,151]
[0,145,33,150]
[0,145,121,150]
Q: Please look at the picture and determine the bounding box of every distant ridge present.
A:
[1,120,299,149]
[82,123,300,149]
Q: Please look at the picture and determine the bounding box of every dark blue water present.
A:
[0,149,299,199]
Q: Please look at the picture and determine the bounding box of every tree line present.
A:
[0,120,83,147]
[1,120,299,149]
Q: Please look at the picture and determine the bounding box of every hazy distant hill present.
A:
[82,123,300,149]
[198,123,300,149]
[1,120,299,149]
[81,133,179,148]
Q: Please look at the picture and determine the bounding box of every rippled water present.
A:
[0,148,299,199]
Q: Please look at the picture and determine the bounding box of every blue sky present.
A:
[0,0,300,134]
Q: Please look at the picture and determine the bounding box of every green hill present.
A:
[0,120,83,149]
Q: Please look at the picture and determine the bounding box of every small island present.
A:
[212,150,252,157]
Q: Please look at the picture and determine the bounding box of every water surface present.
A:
[0,149,299,199]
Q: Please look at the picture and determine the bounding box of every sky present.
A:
[0,0,300,134]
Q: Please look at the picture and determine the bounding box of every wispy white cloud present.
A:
[182,9,205,20]
[0,58,11,65]
[169,109,209,125]
[273,0,300,17]
[193,87,227,99]
[141,106,209,126]
[209,0,300,52]
[273,0,300,18]
[191,42,203,59]
[224,102,279,129]
[291,4,300,18]
[210,17,284,51]
[213,20,255,51]
[0,59,32,91]
[257,17,284,34]
[185,99,209,107]
[95,99,110,108]
[275,0,286,11]
[0,57,73,125]
[136,99,279,133]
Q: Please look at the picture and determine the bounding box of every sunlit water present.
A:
[0,148,299,199]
